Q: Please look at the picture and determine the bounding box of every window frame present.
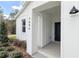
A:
[22,19,26,32]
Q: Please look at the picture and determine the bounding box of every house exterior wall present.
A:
[61,1,79,57]
[32,12,40,53]
[42,13,52,46]
[16,1,49,55]
[16,1,79,57]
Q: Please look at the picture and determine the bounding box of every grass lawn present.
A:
[8,34,16,40]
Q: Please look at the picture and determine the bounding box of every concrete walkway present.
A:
[33,42,60,58]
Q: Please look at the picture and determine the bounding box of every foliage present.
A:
[0,51,8,58]
[0,47,5,51]
[13,40,26,50]
[21,41,26,50]
[7,9,18,34]
[0,6,16,35]
[0,42,2,47]
[10,50,23,58]
[9,9,19,19]
[6,46,15,52]
[0,6,8,43]
[2,43,10,47]
[13,40,21,47]
[0,36,8,43]
[0,22,7,36]
[6,20,16,34]
[0,21,8,43]
[0,6,3,14]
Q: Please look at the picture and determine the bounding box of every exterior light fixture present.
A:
[69,6,79,14]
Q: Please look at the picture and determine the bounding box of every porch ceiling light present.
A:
[69,6,79,14]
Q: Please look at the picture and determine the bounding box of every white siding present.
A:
[61,1,79,57]
[16,1,49,55]
[42,14,52,46]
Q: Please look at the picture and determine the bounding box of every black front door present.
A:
[55,22,60,41]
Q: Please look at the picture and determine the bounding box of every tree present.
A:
[13,9,19,15]
[0,21,8,43]
[0,6,8,43]
[0,6,3,14]
[0,6,4,22]
[9,9,19,20]
[6,9,18,34]
[6,20,16,34]
[0,21,7,36]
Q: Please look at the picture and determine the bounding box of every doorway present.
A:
[55,22,60,41]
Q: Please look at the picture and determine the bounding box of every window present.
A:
[22,19,26,32]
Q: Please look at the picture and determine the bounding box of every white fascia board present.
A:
[15,1,31,20]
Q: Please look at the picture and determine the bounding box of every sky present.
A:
[0,1,22,16]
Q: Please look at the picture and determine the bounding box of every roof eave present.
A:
[15,1,31,20]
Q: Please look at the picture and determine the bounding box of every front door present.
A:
[55,22,60,41]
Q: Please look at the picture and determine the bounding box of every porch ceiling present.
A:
[40,5,61,16]
[33,1,61,13]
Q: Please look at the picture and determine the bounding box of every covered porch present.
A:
[32,1,61,58]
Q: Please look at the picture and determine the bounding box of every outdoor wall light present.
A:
[69,6,79,14]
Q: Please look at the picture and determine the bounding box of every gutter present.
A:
[15,1,31,20]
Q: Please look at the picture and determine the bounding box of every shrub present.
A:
[10,50,23,58]
[0,22,7,36]
[6,46,15,52]
[13,40,26,49]
[0,42,2,47]
[0,21,8,43]
[21,41,26,50]
[0,47,5,51]
[2,43,10,47]
[0,36,9,43]
[13,40,21,47]
[0,51,8,58]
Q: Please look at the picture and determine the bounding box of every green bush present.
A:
[0,51,8,58]
[0,47,5,51]
[0,22,8,43]
[0,42,2,47]
[2,43,10,47]
[6,47,15,52]
[0,36,9,43]
[10,50,23,58]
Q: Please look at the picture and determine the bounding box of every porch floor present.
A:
[33,42,60,58]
